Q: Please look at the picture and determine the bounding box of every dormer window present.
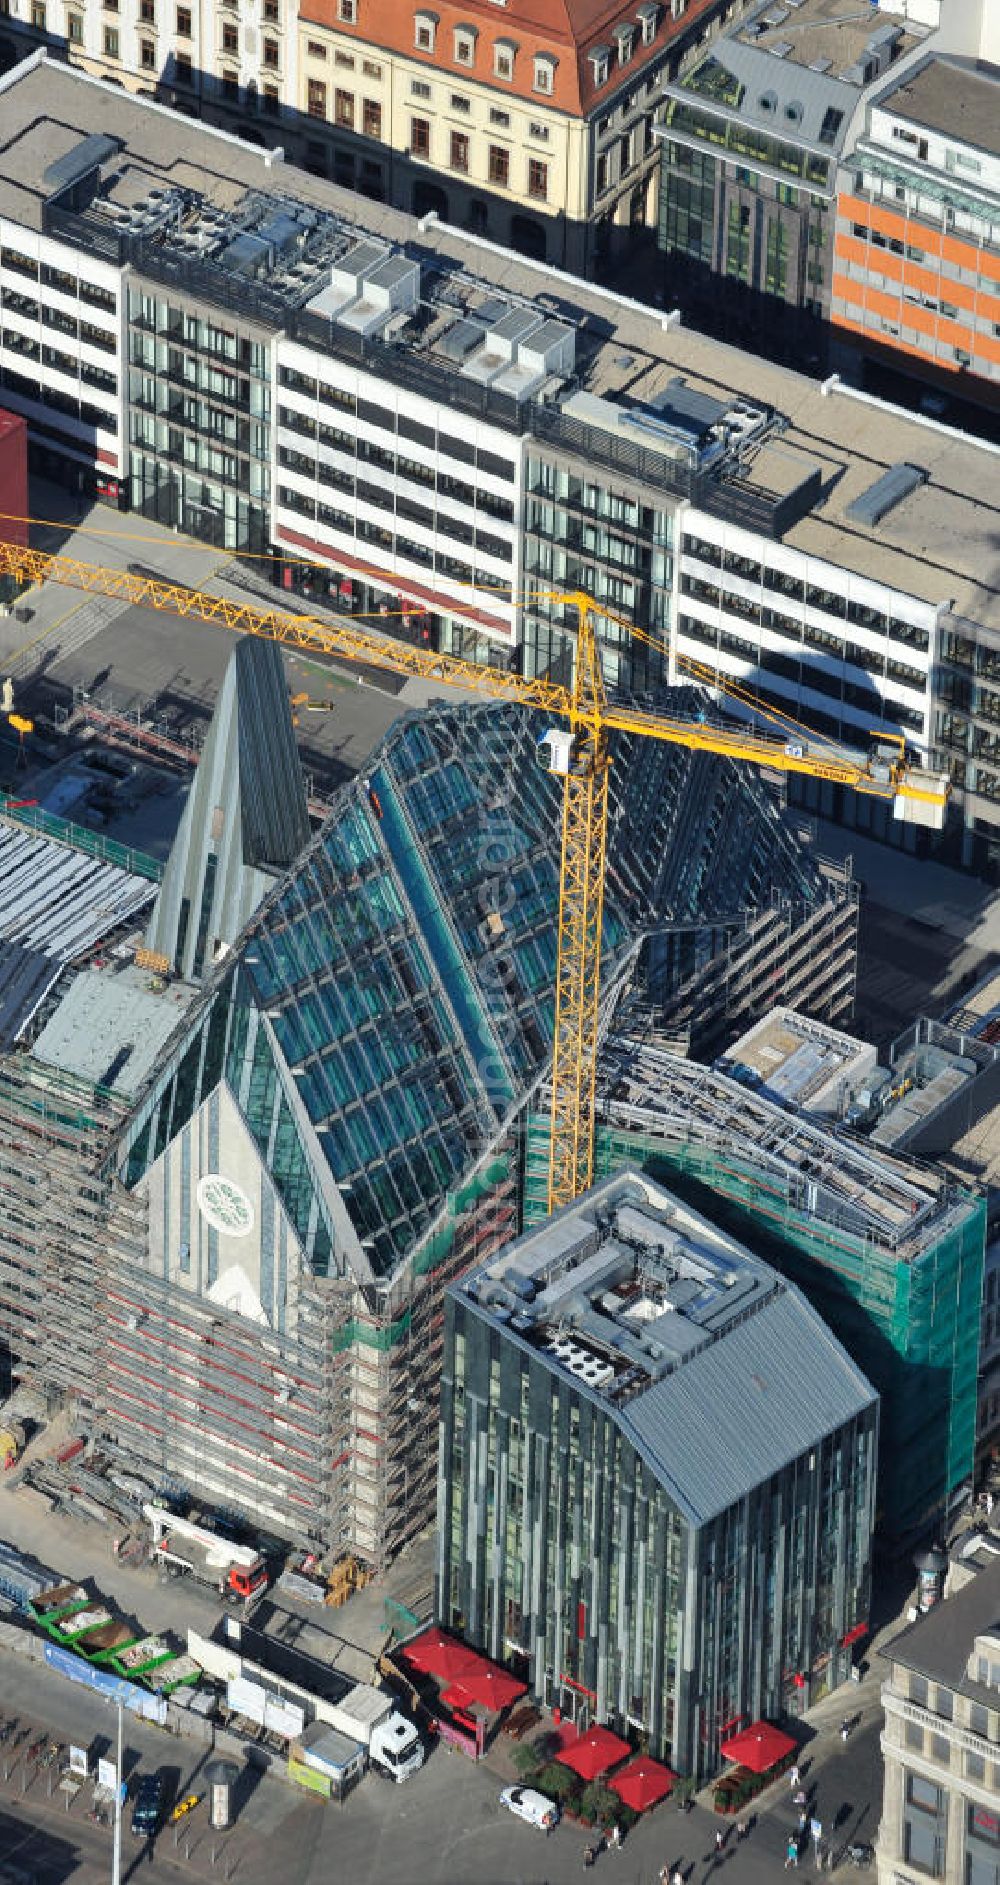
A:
[453,21,477,64]
[637,1,658,45]
[589,44,610,87]
[337,0,356,20]
[494,35,516,80]
[615,24,634,62]
[533,51,556,93]
[414,9,437,53]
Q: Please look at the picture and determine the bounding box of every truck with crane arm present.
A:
[143,1503,270,1602]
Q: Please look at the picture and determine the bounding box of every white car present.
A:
[500,1786,559,1831]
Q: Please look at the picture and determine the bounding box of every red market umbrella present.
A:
[555,1724,632,1781]
[402,1628,485,1683]
[719,1720,797,1774]
[442,1665,527,1713]
[609,1756,676,1812]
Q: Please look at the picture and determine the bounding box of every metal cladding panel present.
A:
[0,407,28,550]
[621,1286,877,1525]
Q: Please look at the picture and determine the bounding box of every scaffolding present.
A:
[525,1033,985,1544]
[0,1055,124,1404]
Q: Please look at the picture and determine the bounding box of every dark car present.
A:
[131,1771,165,1838]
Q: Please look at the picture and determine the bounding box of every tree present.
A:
[511,1742,542,1782]
[580,1782,617,1827]
[537,1761,582,1811]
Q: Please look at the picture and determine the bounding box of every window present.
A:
[638,1,658,44]
[222,22,237,52]
[528,157,548,200]
[451,92,470,112]
[307,38,326,57]
[262,0,277,16]
[337,0,355,18]
[31,0,46,23]
[103,23,118,52]
[221,68,238,100]
[490,106,510,127]
[334,48,354,66]
[414,10,436,52]
[410,115,430,156]
[489,144,509,186]
[67,10,82,39]
[494,37,514,80]
[308,78,327,116]
[615,24,634,61]
[450,129,469,172]
[589,46,609,86]
[139,0,154,16]
[528,120,549,141]
[262,36,279,65]
[453,23,476,63]
[175,49,192,79]
[263,82,279,112]
[363,57,380,76]
[411,78,430,98]
[363,97,381,138]
[335,87,354,126]
[533,52,555,93]
[176,4,190,32]
[140,35,155,64]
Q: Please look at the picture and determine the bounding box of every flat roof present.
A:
[878,55,1000,159]
[722,1007,874,1112]
[1,55,998,630]
[735,0,913,81]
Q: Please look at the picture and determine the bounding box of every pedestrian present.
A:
[798,1810,807,1834]
[610,1823,622,1850]
[671,1872,684,1885]
[789,1763,800,1789]
[735,1819,747,1843]
[785,1835,799,1870]
[841,1717,850,1742]
[715,1827,725,1854]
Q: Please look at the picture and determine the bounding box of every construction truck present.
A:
[327,1682,425,1784]
[143,1504,269,1602]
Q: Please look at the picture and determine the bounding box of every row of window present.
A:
[2,329,117,397]
[0,290,117,357]
[677,614,925,732]
[0,363,110,434]
[276,369,516,483]
[407,116,549,196]
[277,441,511,560]
[306,83,381,139]
[276,482,507,597]
[0,251,116,315]
[681,535,930,651]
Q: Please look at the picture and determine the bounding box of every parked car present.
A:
[131,1771,165,1837]
[500,1785,559,1831]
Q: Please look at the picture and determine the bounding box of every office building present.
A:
[877,1555,1000,1885]
[437,1169,878,1778]
[1,55,999,865]
[834,54,1000,405]
[656,0,924,342]
[520,1023,986,1542]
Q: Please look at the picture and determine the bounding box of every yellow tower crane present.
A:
[0,541,950,1213]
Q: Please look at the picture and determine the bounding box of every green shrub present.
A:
[580,1782,617,1827]
[511,1743,542,1781]
[537,1762,582,1810]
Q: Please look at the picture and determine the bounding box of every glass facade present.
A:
[439,1252,877,1780]
[522,455,675,686]
[127,285,271,552]
[120,697,833,1283]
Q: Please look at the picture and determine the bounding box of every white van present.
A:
[500,1786,559,1831]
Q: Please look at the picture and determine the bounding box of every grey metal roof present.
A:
[0,824,155,1045]
[669,40,858,151]
[33,967,194,1097]
[881,1555,1000,1705]
[622,1286,877,1525]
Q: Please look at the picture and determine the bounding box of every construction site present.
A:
[0,558,870,1574]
